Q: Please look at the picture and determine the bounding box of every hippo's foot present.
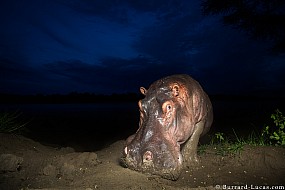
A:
[182,153,200,168]
[183,151,199,163]
[182,145,200,167]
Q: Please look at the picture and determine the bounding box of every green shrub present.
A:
[202,110,285,156]
[262,109,285,146]
[214,132,225,144]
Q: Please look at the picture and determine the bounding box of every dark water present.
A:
[0,102,139,151]
[0,99,284,151]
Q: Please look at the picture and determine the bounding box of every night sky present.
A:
[1,0,285,96]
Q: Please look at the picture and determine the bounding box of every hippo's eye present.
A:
[162,101,173,113]
[167,105,172,111]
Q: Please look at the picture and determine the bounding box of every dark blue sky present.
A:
[1,0,285,96]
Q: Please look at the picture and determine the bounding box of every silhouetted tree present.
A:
[202,0,285,53]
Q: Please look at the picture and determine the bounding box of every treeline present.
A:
[0,92,283,104]
[0,92,144,104]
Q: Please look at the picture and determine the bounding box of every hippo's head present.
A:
[122,77,195,180]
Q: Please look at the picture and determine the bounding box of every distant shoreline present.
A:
[1,92,284,104]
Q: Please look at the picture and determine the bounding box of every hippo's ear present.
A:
[140,87,147,95]
[172,84,180,97]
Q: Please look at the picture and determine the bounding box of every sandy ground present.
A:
[0,133,285,190]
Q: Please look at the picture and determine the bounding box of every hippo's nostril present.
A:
[143,150,153,162]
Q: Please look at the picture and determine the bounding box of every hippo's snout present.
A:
[122,143,183,180]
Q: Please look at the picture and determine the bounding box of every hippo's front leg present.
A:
[181,121,205,167]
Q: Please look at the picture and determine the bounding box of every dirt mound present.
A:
[0,133,284,190]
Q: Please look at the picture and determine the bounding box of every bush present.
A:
[262,109,285,146]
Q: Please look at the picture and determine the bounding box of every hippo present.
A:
[121,74,213,180]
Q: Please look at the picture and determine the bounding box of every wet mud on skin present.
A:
[0,133,285,190]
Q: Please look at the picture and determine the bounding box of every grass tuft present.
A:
[198,109,285,156]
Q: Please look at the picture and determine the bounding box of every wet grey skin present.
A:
[122,74,213,180]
